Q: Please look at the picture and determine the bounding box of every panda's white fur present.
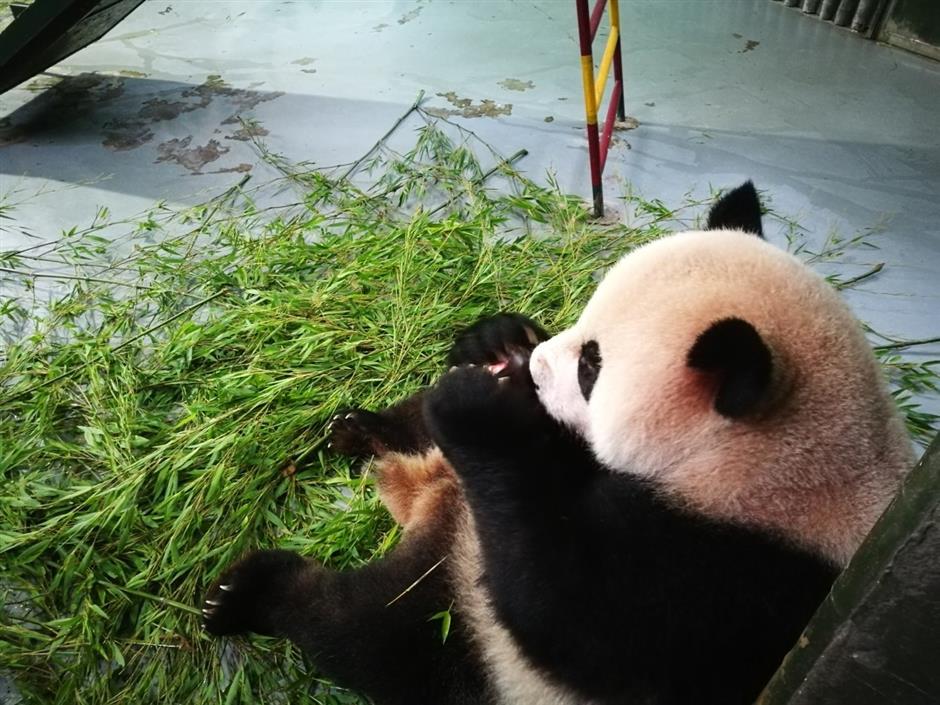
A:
[449,495,581,705]
[530,228,913,565]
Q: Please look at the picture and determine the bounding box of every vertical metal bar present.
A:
[610,0,625,120]
[834,0,860,25]
[802,0,822,14]
[851,0,886,34]
[576,0,603,218]
[594,26,619,107]
[599,80,623,172]
[589,0,608,41]
[819,0,841,22]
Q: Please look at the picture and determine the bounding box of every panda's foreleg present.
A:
[424,366,625,694]
[329,391,431,458]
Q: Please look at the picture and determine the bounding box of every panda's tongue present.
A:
[486,361,509,376]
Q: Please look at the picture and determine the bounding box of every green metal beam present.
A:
[0,0,144,94]
[758,432,940,705]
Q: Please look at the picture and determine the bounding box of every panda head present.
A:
[530,182,913,564]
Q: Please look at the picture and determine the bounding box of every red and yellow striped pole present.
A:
[611,0,626,122]
[576,0,603,218]
[576,0,625,218]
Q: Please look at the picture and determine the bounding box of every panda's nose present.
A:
[529,344,549,390]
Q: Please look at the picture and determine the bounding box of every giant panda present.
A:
[202,182,914,705]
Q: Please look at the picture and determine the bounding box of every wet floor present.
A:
[0,0,938,376]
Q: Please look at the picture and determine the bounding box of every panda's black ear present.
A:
[687,317,772,418]
[705,181,764,238]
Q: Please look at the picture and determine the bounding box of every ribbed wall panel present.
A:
[770,0,887,35]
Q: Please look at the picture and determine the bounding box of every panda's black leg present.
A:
[203,544,452,642]
[203,531,489,704]
[328,408,396,457]
[328,392,431,460]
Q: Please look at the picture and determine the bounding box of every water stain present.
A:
[616,116,640,130]
[99,74,283,151]
[610,134,632,150]
[398,7,423,24]
[427,92,512,119]
[498,78,535,92]
[137,98,193,122]
[544,116,554,123]
[227,123,269,141]
[193,75,285,123]
[155,136,230,173]
[291,57,316,66]
[739,39,759,53]
[301,69,317,74]
[102,124,154,151]
[373,23,389,32]
[212,163,253,174]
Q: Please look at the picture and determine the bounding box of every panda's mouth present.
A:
[486,361,509,376]
[482,347,537,391]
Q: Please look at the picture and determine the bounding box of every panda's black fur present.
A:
[202,185,858,705]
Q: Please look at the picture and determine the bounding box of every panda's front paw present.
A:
[424,366,542,450]
[448,313,549,370]
[202,549,306,637]
[328,408,389,458]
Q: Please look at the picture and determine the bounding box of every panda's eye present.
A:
[578,340,602,401]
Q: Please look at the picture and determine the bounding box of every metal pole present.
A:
[576,0,603,218]
[610,0,625,121]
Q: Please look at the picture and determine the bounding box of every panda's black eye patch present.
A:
[578,340,602,401]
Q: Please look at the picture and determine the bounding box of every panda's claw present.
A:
[327,408,391,458]
[203,549,308,637]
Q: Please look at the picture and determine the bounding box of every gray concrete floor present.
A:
[0,0,938,374]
